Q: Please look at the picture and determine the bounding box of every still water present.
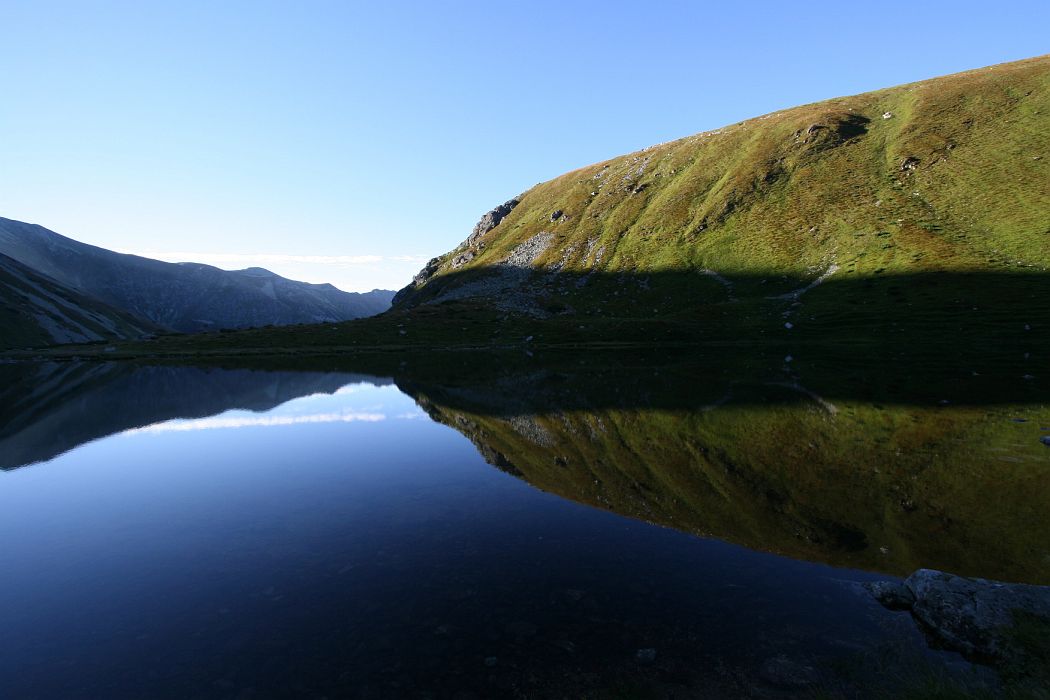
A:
[0,357,1046,698]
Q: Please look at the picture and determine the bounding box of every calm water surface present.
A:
[0,358,1046,698]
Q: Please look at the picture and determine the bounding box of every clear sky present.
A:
[2,1,1047,292]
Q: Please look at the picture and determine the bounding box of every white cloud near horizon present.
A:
[111,248,430,291]
[120,250,429,267]
[123,411,388,435]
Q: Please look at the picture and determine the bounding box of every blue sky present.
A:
[2,1,1047,291]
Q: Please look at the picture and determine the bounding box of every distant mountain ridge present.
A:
[0,216,395,340]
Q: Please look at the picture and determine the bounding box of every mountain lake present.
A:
[0,354,1047,698]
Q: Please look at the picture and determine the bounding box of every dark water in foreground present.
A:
[0,356,1047,698]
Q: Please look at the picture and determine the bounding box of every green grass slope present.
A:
[396,54,1050,325]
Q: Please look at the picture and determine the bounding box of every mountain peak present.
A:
[236,266,279,277]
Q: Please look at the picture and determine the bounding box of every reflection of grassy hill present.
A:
[420,399,1050,584]
[396,357,1050,585]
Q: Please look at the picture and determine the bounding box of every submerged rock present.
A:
[868,569,1050,661]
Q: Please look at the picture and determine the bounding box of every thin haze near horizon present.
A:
[2,1,1048,292]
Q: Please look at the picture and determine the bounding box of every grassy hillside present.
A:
[377,53,1050,365]
[399,54,1049,309]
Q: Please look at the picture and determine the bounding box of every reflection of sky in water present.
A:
[119,383,423,434]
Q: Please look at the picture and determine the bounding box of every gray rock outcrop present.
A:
[394,197,521,306]
[868,569,1050,661]
[465,198,520,247]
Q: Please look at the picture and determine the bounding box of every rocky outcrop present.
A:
[394,198,520,306]
[394,231,558,313]
[392,256,444,306]
[450,250,475,268]
[868,569,1050,661]
[464,198,519,248]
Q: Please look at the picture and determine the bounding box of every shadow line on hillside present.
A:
[398,266,1050,337]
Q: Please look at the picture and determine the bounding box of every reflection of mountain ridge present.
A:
[0,363,389,470]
